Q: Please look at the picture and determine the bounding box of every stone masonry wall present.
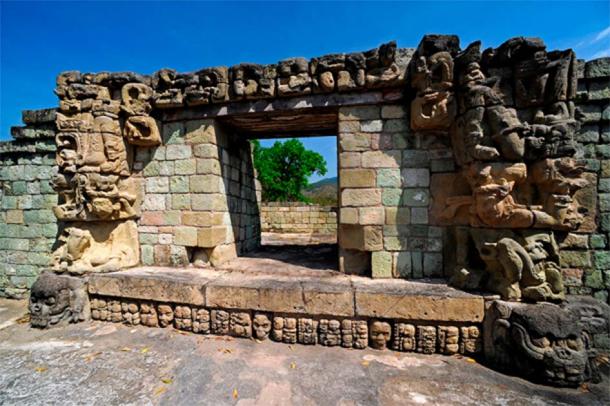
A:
[0,109,58,298]
[560,57,610,304]
[134,119,259,267]
[337,103,447,278]
[260,202,337,234]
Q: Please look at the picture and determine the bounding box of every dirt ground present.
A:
[0,299,608,406]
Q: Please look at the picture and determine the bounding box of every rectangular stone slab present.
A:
[353,279,485,322]
[89,268,209,306]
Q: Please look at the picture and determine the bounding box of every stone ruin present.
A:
[0,34,609,387]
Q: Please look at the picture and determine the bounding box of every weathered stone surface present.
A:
[354,279,484,321]
[89,268,207,305]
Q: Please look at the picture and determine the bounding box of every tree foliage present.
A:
[252,139,327,202]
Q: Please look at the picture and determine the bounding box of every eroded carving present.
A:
[51,221,139,275]
[29,272,89,328]
[484,300,597,387]
[369,320,391,350]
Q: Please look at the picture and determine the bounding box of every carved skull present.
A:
[29,273,87,328]
[369,321,391,350]
[253,314,272,340]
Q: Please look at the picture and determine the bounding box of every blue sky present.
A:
[1,1,609,182]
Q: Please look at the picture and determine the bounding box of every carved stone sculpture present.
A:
[450,228,565,302]
[122,302,141,325]
[158,304,174,328]
[298,318,318,345]
[438,326,459,354]
[484,300,600,387]
[192,308,211,334]
[392,323,416,351]
[410,35,459,131]
[184,67,229,105]
[29,272,89,328]
[369,320,391,350]
[230,63,276,99]
[277,58,311,96]
[51,221,139,275]
[229,312,252,338]
[319,319,341,346]
[175,305,193,331]
[252,313,272,340]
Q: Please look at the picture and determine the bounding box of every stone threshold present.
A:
[88,266,485,322]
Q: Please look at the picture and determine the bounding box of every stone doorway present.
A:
[217,112,340,273]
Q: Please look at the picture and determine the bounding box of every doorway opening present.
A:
[218,110,339,272]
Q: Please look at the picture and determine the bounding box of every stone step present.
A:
[88,266,484,323]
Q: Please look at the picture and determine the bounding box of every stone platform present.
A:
[89,266,485,322]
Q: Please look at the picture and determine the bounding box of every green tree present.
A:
[252,139,327,202]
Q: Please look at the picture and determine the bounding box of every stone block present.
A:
[339,208,358,224]
[196,159,222,175]
[559,251,592,268]
[339,133,370,152]
[360,120,383,132]
[169,176,190,193]
[354,279,484,322]
[89,269,207,305]
[341,188,381,207]
[197,226,227,247]
[171,194,191,210]
[339,106,380,121]
[174,226,198,246]
[359,207,385,225]
[340,169,376,188]
[209,244,237,266]
[182,211,221,227]
[339,152,361,168]
[395,252,411,278]
[193,144,219,158]
[362,150,401,168]
[174,159,197,175]
[402,189,429,207]
[383,119,408,132]
[339,224,383,251]
[402,168,430,187]
[146,177,169,193]
[301,279,355,317]
[410,207,429,224]
[191,193,229,212]
[371,251,393,278]
[190,175,224,193]
[423,253,443,277]
[163,122,185,145]
[339,120,361,133]
[166,144,192,160]
[185,119,217,144]
[381,105,406,119]
[5,210,23,224]
[377,168,401,187]
[381,188,402,206]
[385,207,410,225]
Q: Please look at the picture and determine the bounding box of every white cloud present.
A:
[594,26,610,43]
[592,48,610,59]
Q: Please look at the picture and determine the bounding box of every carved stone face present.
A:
[253,314,272,340]
[370,321,391,350]
[29,274,72,328]
[157,305,174,328]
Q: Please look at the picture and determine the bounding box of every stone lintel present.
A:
[160,90,403,123]
[88,267,484,322]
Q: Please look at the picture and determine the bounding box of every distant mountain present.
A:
[304,177,338,205]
